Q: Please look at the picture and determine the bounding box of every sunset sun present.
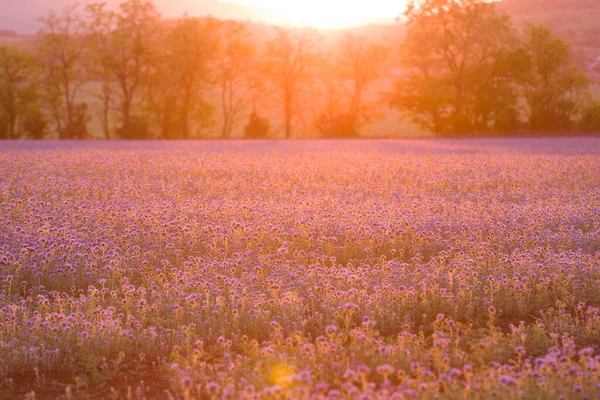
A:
[227,0,406,29]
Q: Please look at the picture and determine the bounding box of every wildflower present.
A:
[499,375,518,386]
[181,376,192,387]
[342,302,359,313]
[206,382,219,396]
[325,325,337,335]
[376,364,394,379]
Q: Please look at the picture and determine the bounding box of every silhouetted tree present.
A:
[265,28,322,138]
[244,111,270,138]
[580,102,600,132]
[110,0,161,139]
[21,106,47,139]
[217,21,256,139]
[315,113,357,137]
[391,0,522,136]
[84,2,117,139]
[339,33,389,131]
[36,4,89,139]
[146,16,219,139]
[522,25,590,132]
[0,46,39,139]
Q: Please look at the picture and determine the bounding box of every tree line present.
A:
[1,0,599,140]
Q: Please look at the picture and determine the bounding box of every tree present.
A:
[20,106,47,139]
[265,28,322,138]
[84,2,117,139]
[317,34,389,137]
[0,46,39,139]
[244,111,270,138]
[339,33,389,131]
[110,0,161,139]
[313,53,350,137]
[169,16,219,139]
[36,4,89,139]
[580,101,600,132]
[390,0,521,136]
[217,21,256,139]
[146,16,219,139]
[315,113,358,137]
[521,25,590,132]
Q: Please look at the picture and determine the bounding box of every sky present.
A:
[227,0,405,29]
[0,0,402,33]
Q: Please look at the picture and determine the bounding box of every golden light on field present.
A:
[271,363,295,386]
[227,0,406,29]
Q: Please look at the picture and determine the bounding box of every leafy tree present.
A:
[265,28,322,138]
[315,35,389,138]
[391,0,522,136]
[217,21,256,139]
[36,4,89,139]
[146,16,219,139]
[580,101,600,132]
[83,2,117,139]
[110,0,161,139]
[244,111,270,139]
[313,54,350,137]
[20,106,47,139]
[339,33,389,132]
[521,25,590,132]
[0,46,39,139]
[315,113,357,137]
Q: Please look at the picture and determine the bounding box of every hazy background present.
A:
[0,0,396,33]
[0,0,598,138]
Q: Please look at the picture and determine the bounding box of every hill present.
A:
[499,0,600,73]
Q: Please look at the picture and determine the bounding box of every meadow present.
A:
[0,138,599,399]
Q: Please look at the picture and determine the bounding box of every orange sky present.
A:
[1,0,403,33]
[225,0,405,28]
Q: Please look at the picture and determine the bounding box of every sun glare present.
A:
[271,363,295,386]
[227,0,405,29]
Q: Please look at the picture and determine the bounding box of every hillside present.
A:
[500,0,600,73]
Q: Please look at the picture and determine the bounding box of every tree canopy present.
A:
[0,0,597,139]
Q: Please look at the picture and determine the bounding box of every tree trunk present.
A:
[121,100,131,139]
[181,88,191,140]
[284,91,292,139]
[102,82,111,140]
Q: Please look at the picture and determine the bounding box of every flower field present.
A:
[0,139,599,399]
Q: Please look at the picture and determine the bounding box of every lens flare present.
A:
[271,363,295,386]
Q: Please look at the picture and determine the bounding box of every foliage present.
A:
[146,16,220,139]
[580,101,600,132]
[391,0,593,136]
[109,0,161,139]
[115,114,150,139]
[244,111,270,138]
[338,34,390,131]
[217,21,257,139]
[0,46,38,139]
[315,113,358,137]
[36,4,89,139]
[20,106,47,139]
[0,0,598,139]
[392,0,524,136]
[265,28,322,138]
[521,25,590,132]
[83,2,117,139]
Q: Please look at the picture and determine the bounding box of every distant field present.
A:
[0,139,599,399]
[0,35,34,49]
